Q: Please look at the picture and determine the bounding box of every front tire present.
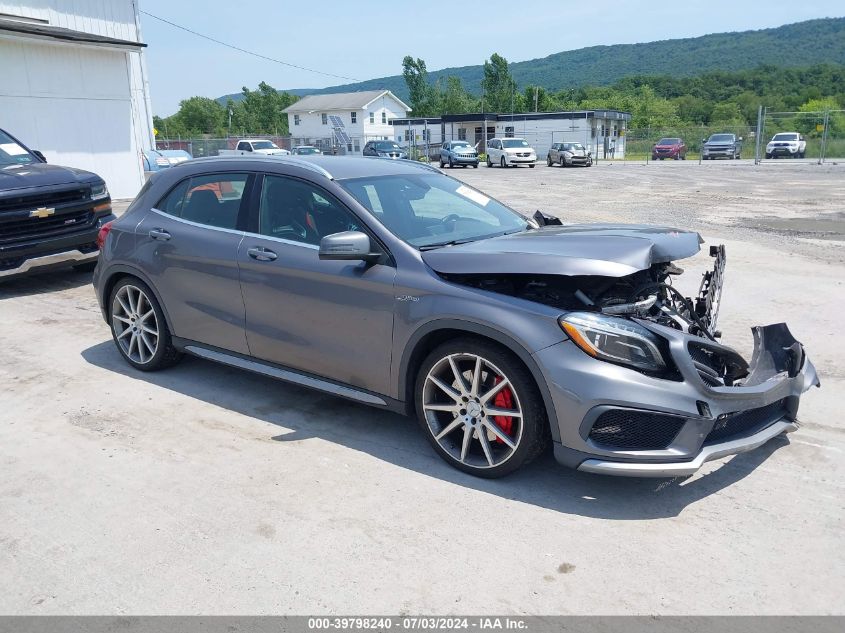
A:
[109,277,182,372]
[500,156,506,168]
[486,156,492,168]
[449,157,454,168]
[415,339,548,478]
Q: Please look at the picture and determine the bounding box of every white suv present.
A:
[486,137,536,168]
[765,132,807,159]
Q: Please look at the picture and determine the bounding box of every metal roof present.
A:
[283,90,411,114]
[0,18,146,50]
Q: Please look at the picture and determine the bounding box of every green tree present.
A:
[481,53,518,113]
[402,56,441,116]
[440,76,476,114]
[173,96,226,135]
[239,82,298,135]
[709,102,745,125]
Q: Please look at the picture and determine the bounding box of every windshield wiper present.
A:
[418,237,479,251]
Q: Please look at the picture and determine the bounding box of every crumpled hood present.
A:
[0,163,99,191]
[422,224,704,278]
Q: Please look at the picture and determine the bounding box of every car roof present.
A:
[176,155,438,180]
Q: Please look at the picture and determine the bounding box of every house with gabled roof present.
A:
[283,89,411,154]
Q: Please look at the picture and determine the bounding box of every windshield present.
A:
[374,141,402,151]
[563,143,585,151]
[0,130,37,166]
[295,147,320,154]
[251,141,278,150]
[502,139,530,148]
[657,138,681,145]
[709,134,734,142]
[452,142,471,148]
[340,173,529,248]
[773,133,799,141]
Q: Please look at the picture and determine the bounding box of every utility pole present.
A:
[534,87,539,113]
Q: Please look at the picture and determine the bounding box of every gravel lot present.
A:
[1,160,843,615]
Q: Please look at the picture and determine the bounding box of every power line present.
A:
[140,10,360,83]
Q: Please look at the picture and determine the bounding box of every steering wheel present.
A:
[440,213,461,226]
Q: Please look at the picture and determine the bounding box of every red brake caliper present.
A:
[491,376,514,443]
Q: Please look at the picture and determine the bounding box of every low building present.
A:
[391,110,632,159]
[283,90,411,154]
[0,0,154,198]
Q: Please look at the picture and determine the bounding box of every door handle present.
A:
[149,228,171,241]
[247,246,278,262]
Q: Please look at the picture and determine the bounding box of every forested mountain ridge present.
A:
[218,17,845,102]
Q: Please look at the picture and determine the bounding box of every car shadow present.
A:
[81,340,791,520]
[0,268,93,300]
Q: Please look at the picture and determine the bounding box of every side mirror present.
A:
[319,231,379,263]
[32,150,47,162]
[738,137,743,142]
[702,139,707,143]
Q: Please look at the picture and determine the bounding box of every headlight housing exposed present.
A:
[91,183,109,200]
[559,312,666,372]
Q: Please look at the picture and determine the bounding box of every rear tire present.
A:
[559,157,565,168]
[529,163,535,168]
[109,277,182,372]
[415,338,548,478]
[547,156,552,166]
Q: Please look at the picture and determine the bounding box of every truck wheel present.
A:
[415,338,548,478]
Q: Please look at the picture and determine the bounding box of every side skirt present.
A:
[173,337,404,413]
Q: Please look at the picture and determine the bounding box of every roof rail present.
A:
[270,156,334,179]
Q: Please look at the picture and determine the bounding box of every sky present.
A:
[140,0,845,116]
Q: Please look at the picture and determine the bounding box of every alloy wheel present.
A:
[111,284,159,364]
[422,353,523,469]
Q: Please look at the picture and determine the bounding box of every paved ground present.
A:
[1,160,843,615]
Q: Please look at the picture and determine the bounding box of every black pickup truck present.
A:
[0,127,115,279]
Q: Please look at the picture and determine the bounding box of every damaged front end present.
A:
[427,224,820,476]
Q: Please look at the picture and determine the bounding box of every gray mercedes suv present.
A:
[93,156,818,478]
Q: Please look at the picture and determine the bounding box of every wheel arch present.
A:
[398,319,561,442]
[99,265,175,335]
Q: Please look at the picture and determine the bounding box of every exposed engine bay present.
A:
[442,244,726,341]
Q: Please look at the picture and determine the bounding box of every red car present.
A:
[652,138,687,160]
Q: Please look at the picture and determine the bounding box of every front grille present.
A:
[588,409,686,450]
[704,399,787,445]
[0,187,89,213]
[0,209,95,245]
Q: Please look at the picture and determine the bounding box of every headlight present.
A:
[91,183,109,200]
[559,312,666,372]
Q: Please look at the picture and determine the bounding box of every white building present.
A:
[284,90,411,154]
[0,0,154,198]
[392,110,633,160]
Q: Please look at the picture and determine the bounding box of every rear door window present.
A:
[156,173,250,230]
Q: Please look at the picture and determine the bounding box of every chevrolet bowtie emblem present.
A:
[30,207,55,218]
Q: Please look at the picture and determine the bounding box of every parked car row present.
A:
[142,149,192,172]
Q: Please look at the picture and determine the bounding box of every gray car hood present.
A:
[421,224,703,277]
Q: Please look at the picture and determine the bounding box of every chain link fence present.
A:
[758,109,844,163]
